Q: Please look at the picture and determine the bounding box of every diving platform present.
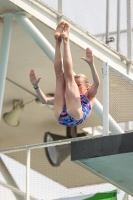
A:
[71,132,133,196]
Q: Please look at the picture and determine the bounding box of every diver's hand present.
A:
[29,69,41,87]
[81,47,94,65]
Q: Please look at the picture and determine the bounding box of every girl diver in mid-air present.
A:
[29,21,100,126]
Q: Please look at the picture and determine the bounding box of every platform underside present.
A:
[71,132,133,196]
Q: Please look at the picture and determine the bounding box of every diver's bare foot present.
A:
[61,23,70,40]
[54,21,65,39]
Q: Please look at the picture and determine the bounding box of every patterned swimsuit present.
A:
[58,94,92,126]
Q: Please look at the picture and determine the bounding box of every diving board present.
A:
[71,132,133,196]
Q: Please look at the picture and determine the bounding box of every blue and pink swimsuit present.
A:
[58,94,92,126]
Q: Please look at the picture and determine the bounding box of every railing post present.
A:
[58,0,63,14]
[117,0,120,52]
[106,0,110,44]
[0,15,12,120]
[127,0,132,74]
[102,62,109,135]
[58,0,63,23]
[26,148,31,200]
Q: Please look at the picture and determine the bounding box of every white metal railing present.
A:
[0,136,94,200]
[0,134,126,199]
[102,61,133,135]
[0,129,132,199]
[102,62,109,135]
[39,0,133,74]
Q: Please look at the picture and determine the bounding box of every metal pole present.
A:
[57,0,63,25]
[95,28,133,38]
[26,148,31,200]
[127,0,132,74]
[117,0,120,52]
[14,14,55,62]
[0,15,12,120]
[0,180,37,200]
[106,0,110,44]
[102,62,109,135]
[58,0,63,13]
[0,157,24,200]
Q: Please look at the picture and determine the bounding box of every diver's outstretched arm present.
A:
[29,69,54,105]
[81,48,100,99]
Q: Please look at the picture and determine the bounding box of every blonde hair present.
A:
[74,74,91,90]
[74,74,89,84]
